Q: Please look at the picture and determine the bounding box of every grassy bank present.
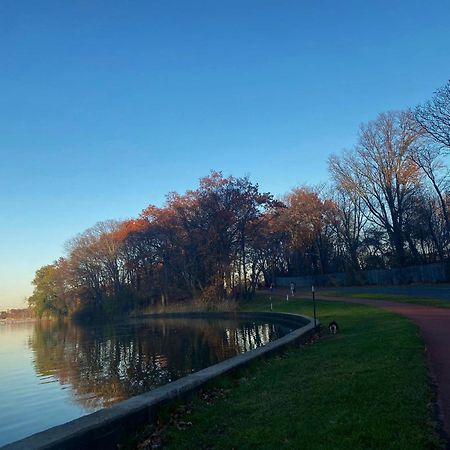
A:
[323,291,450,309]
[133,298,238,316]
[134,294,443,449]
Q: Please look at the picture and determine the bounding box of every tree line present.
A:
[29,80,450,318]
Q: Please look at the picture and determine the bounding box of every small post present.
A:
[286,294,289,302]
[270,302,273,311]
[312,285,317,331]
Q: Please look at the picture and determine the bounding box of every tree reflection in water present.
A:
[29,317,294,411]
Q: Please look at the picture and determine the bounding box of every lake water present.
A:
[0,315,299,446]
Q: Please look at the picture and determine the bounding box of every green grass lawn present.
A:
[138,294,443,449]
[323,291,450,309]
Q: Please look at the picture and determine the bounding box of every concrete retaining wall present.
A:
[2,312,316,450]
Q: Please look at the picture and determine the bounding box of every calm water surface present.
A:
[0,315,298,446]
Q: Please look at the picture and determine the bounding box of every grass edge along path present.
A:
[133,295,444,450]
[322,291,450,309]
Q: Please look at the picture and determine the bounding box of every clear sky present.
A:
[1,0,450,309]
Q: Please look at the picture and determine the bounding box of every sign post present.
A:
[312,285,317,331]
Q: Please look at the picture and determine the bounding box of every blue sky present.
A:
[1,0,450,308]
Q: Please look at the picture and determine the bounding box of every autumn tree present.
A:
[139,172,279,301]
[275,186,336,276]
[115,218,156,305]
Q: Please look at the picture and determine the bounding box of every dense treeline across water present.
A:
[29,81,450,318]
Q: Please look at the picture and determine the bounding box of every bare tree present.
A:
[415,80,450,149]
[329,187,366,270]
[329,111,422,267]
[409,145,450,234]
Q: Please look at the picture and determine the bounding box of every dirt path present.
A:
[314,293,450,442]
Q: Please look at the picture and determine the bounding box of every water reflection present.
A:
[29,316,294,411]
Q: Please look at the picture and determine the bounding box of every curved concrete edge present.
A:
[2,313,317,450]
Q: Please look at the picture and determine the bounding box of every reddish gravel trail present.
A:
[316,294,450,441]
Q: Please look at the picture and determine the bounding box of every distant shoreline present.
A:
[0,318,36,324]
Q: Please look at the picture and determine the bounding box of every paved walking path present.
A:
[319,284,450,301]
[314,292,450,442]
